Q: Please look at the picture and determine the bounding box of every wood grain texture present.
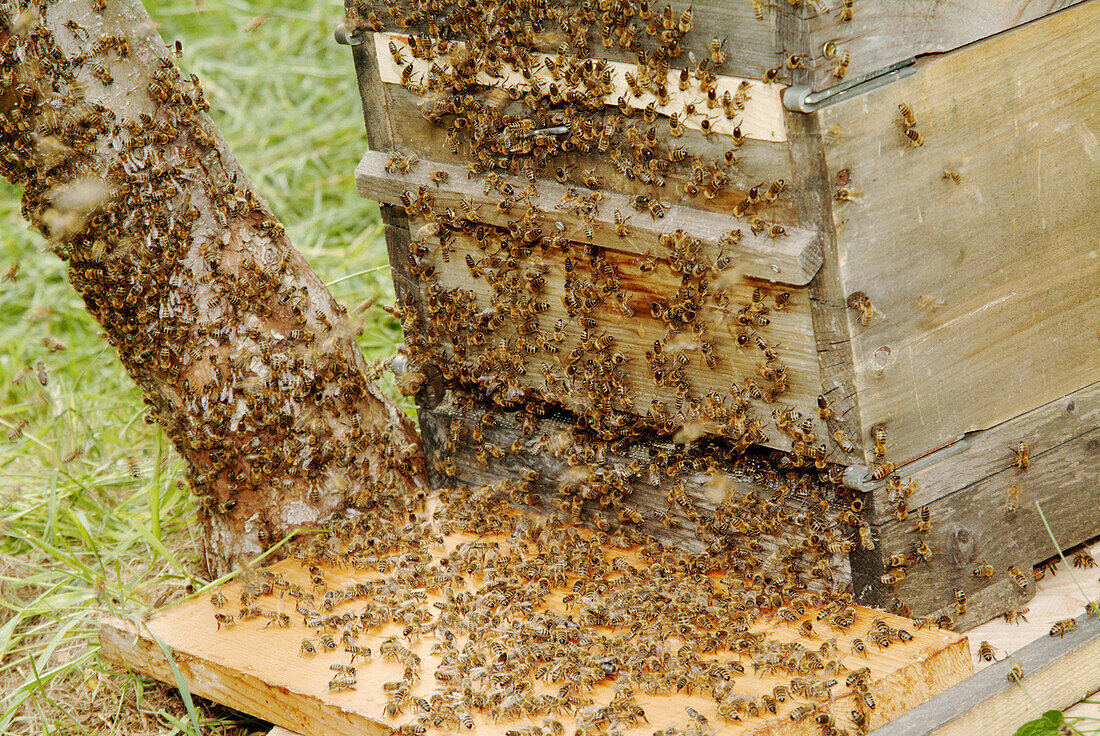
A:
[356,0,780,82]
[868,611,1100,736]
[418,398,852,585]
[805,0,1087,92]
[355,151,821,285]
[967,538,1100,672]
[864,381,1100,525]
[406,225,828,455]
[819,1,1100,463]
[859,427,1100,628]
[99,524,971,736]
[379,80,804,225]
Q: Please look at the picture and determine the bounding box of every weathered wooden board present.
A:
[869,611,1100,736]
[804,0,1087,92]
[403,225,828,455]
[373,33,787,142]
[100,520,971,736]
[417,396,852,583]
[863,381,1100,525]
[377,79,805,227]
[819,0,1100,463]
[853,426,1100,628]
[781,107,867,476]
[353,0,779,83]
[356,150,821,286]
[967,538,1100,672]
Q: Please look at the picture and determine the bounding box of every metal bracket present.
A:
[334,23,366,47]
[783,58,917,113]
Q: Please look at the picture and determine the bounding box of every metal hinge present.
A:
[782,58,916,113]
[334,23,367,47]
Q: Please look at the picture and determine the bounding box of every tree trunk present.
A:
[0,0,427,575]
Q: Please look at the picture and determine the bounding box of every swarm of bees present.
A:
[205,484,940,735]
[0,3,424,553]
[342,0,1065,659]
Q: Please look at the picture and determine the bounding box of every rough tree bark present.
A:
[0,0,427,574]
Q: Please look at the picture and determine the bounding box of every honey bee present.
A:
[1073,550,1097,568]
[898,103,917,129]
[613,210,632,238]
[709,36,726,66]
[840,0,854,21]
[1049,618,1076,638]
[850,637,866,657]
[976,641,997,662]
[904,127,924,147]
[832,50,850,80]
[1007,565,1029,591]
[1002,608,1029,624]
[871,424,888,457]
[914,539,933,562]
[329,676,357,692]
[971,562,994,578]
[1010,440,1030,471]
[858,524,874,551]
[915,506,931,533]
[210,592,227,607]
[943,168,962,184]
[952,588,967,616]
[752,0,766,20]
[213,612,235,630]
[880,569,907,584]
[667,113,684,137]
[848,292,874,326]
[869,460,895,481]
[832,429,856,453]
[430,170,449,186]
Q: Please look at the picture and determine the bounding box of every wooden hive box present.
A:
[341,0,1100,628]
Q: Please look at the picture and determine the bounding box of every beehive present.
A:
[343,0,1100,628]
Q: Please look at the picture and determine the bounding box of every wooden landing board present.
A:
[868,611,1100,736]
[100,522,970,736]
[355,150,823,285]
[966,538,1100,672]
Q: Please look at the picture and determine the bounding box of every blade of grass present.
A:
[146,627,202,736]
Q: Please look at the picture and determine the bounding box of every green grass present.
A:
[0,0,401,733]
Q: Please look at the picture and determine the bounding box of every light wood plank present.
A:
[868,611,1100,736]
[818,1,1100,462]
[100,514,971,736]
[805,0,1086,91]
[355,150,822,286]
[967,539,1100,671]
